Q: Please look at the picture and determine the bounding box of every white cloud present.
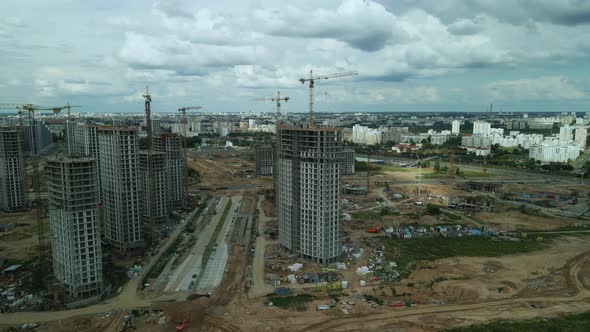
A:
[486,76,586,100]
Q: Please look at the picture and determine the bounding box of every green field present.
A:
[382,236,552,277]
[448,311,590,331]
[267,294,314,311]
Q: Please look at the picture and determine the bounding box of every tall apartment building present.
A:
[65,121,77,155]
[140,151,169,225]
[255,144,274,176]
[473,120,492,136]
[451,120,461,134]
[560,124,574,142]
[75,125,102,202]
[575,127,588,149]
[153,133,184,206]
[21,119,53,156]
[342,148,355,175]
[98,127,143,252]
[277,125,343,264]
[47,157,103,299]
[0,128,25,211]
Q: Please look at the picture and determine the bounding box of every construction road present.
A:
[197,195,242,292]
[248,195,274,298]
[165,196,230,292]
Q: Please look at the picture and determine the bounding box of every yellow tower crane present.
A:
[299,70,357,127]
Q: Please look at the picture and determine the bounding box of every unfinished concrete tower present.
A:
[140,151,169,226]
[0,128,25,211]
[98,127,143,253]
[47,156,103,298]
[75,125,102,202]
[255,144,274,176]
[153,133,184,206]
[277,124,343,264]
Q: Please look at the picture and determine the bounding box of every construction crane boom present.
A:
[254,91,289,200]
[299,70,357,127]
[178,105,203,205]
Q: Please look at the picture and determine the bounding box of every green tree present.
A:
[434,160,441,173]
[455,167,461,176]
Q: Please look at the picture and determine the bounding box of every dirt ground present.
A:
[0,210,45,262]
[474,208,576,231]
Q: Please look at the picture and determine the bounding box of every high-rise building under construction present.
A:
[277,124,343,264]
[75,125,102,202]
[47,156,103,298]
[0,128,25,211]
[153,133,184,206]
[98,127,143,252]
[140,151,169,225]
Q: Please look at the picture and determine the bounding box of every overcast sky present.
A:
[1,0,590,114]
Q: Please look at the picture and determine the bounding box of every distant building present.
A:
[255,144,274,176]
[153,133,184,206]
[559,124,574,142]
[21,119,53,156]
[98,127,143,253]
[575,127,588,149]
[0,128,25,211]
[472,120,492,136]
[529,139,581,163]
[342,148,355,175]
[451,120,461,134]
[140,151,169,226]
[47,156,103,299]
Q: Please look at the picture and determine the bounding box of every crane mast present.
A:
[178,106,203,205]
[254,92,289,198]
[143,87,157,244]
[299,70,357,127]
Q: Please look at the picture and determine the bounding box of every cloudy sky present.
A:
[1,0,590,114]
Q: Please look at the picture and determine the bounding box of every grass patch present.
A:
[202,199,232,265]
[447,310,590,332]
[144,235,183,284]
[268,294,314,311]
[442,211,462,221]
[382,236,552,277]
[351,210,383,221]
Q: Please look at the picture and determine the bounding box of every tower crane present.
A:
[142,87,157,244]
[177,106,203,203]
[299,70,357,127]
[57,103,81,156]
[415,153,423,196]
[254,91,289,198]
[0,102,69,287]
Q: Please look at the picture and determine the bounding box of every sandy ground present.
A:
[0,210,47,262]
[474,208,576,231]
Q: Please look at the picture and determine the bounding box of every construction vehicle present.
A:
[175,319,188,331]
[299,70,357,127]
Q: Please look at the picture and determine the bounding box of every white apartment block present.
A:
[98,127,143,253]
[277,125,342,264]
[529,139,581,163]
[0,128,25,211]
[47,157,103,299]
[560,125,574,142]
[576,126,588,148]
[451,120,461,134]
[472,120,492,136]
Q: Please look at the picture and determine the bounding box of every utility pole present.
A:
[143,87,157,244]
[299,70,357,127]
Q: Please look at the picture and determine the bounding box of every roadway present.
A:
[164,197,230,292]
[197,195,242,292]
[248,195,274,298]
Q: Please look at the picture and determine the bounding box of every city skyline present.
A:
[0,0,589,113]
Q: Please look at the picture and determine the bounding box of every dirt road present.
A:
[248,195,273,298]
[301,251,590,332]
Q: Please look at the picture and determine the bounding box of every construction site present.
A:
[1,82,590,331]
